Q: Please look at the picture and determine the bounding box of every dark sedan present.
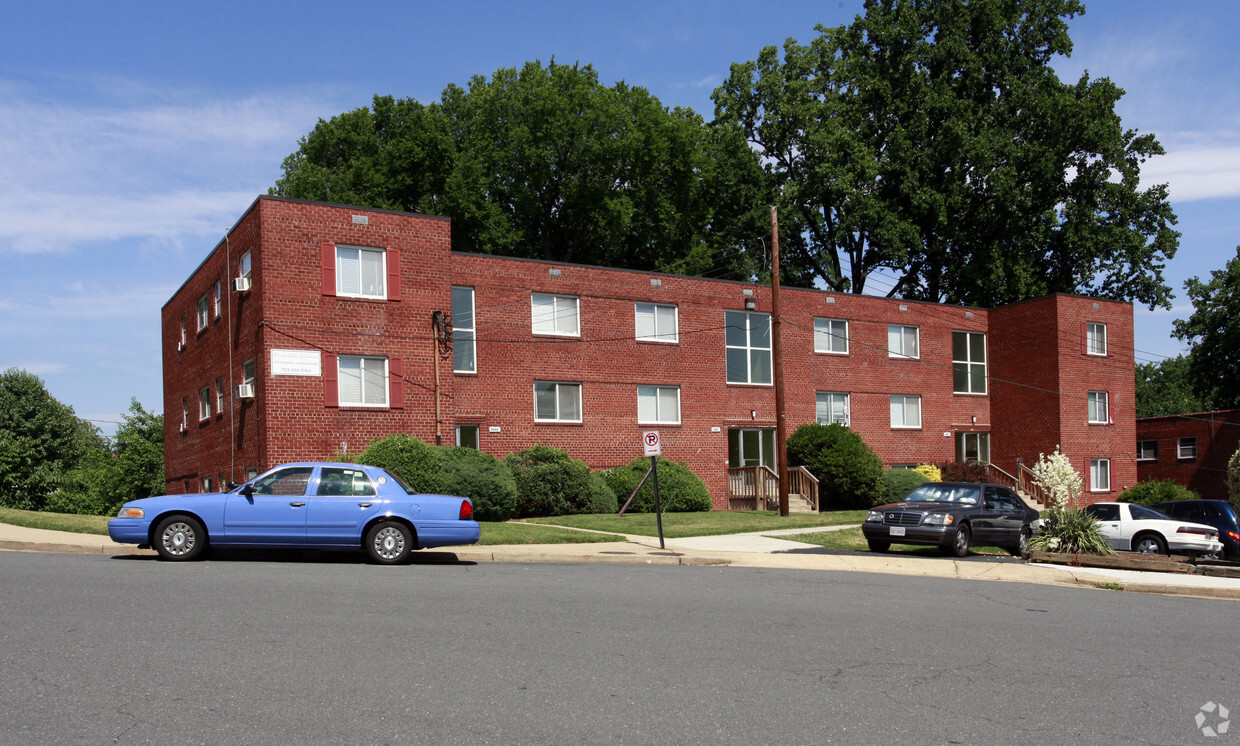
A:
[862,482,1040,557]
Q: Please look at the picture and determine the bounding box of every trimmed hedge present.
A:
[438,446,518,521]
[938,461,989,483]
[786,423,884,510]
[602,457,712,513]
[881,468,928,502]
[504,445,606,518]
[355,434,443,493]
[1119,479,1200,507]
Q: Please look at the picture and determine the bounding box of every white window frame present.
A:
[952,331,987,394]
[180,317,187,346]
[181,398,188,430]
[196,294,209,331]
[1088,391,1109,424]
[534,381,582,422]
[453,286,476,373]
[635,302,678,343]
[337,355,389,407]
[215,378,224,414]
[637,385,681,425]
[814,318,848,354]
[198,386,211,420]
[1086,322,1107,356]
[1136,440,1158,461]
[725,310,772,385]
[213,281,222,318]
[456,424,480,449]
[957,432,990,462]
[202,476,213,493]
[335,245,387,299]
[815,391,850,426]
[531,293,580,337]
[1090,458,1111,492]
[890,395,922,429]
[242,359,255,387]
[1178,437,1198,459]
[239,251,252,280]
[888,325,919,359]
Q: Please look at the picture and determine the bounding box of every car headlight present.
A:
[922,513,954,526]
[866,510,883,523]
[116,506,144,519]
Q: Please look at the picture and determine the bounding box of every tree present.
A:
[53,399,165,515]
[0,368,96,510]
[712,0,1179,307]
[273,61,768,280]
[1135,355,1212,417]
[1228,447,1240,503]
[1172,246,1240,409]
[786,423,884,509]
[1030,446,1082,510]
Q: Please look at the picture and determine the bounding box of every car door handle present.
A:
[289,501,306,507]
[358,502,373,508]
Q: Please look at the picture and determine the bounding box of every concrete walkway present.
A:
[3,520,1240,601]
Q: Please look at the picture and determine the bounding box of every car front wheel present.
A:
[365,521,413,564]
[867,539,890,553]
[1011,528,1032,557]
[154,515,207,561]
[1132,533,1168,555]
[943,524,971,557]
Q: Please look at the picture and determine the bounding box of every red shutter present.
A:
[389,357,404,409]
[386,249,401,302]
[321,242,336,296]
[323,353,338,407]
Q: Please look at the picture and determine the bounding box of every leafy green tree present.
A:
[1135,355,1212,417]
[1228,447,1240,503]
[713,0,1179,307]
[52,399,165,515]
[1118,479,1199,507]
[273,61,767,280]
[786,423,884,510]
[0,368,95,510]
[1173,246,1240,409]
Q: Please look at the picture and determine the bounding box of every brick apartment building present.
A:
[1136,410,1240,500]
[163,196,1137,508]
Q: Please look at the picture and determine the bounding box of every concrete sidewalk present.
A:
[3,520,1240,601]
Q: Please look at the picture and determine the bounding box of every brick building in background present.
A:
[1136,411,1240,500]
[164,196,1137,508]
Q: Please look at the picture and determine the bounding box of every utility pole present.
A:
[771,206,789,517]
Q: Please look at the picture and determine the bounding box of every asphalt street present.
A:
[1,551,1235,744]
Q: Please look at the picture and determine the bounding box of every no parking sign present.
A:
[643,430,661,456]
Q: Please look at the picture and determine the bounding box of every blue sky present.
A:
[2,0,1238,435]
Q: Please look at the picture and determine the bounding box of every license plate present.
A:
[889,526,906,537]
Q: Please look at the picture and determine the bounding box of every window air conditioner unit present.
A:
[179,423,188,434]
[232,276,252,293]
[236,384,255,399]
[177,341,185,352]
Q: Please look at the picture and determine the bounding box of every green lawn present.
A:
[783,526,1010,556]
[524,510,868,538]
[0,507,110,535]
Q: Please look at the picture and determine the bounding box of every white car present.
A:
[1084,502,1224,557]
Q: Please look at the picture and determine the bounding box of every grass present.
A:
[783,526,1011,556]
[1093,581,1126,592]
[0,507,110,535]
[523,510,868,539]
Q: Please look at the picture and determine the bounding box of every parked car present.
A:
[862,482,1040,557]
[1150,499,1240,560]
[1083,502,1223,557]
[108,462,480,563]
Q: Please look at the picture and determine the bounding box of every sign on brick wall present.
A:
[271,349,322,377]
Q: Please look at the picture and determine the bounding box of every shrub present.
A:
[1229,446,1240,503]
[438,446,518,521]
[1029,508,1114,555]
[504,445,602,518]
[603,457,712,513]
[786,423,884,510]
[912,463,941,482]
[1029,447,1082,509]
[938,460,989,483]
[355,434,444,493]
[881,468,928,502]
[587,472,619,514]
[1119,479,1200,507]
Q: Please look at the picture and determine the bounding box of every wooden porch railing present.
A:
[788,466,819,512]
[986,463,1050,508]
[727,466,779,511]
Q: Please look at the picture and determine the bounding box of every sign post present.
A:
[642,431,665,549]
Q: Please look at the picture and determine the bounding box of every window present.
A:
[251,467,313,496]
[242,359,255,387]
[728,428,775,468]
[338,355,388,407]
[952,331,986,394]
[198,386,211,420]
[637,385,680,424]
[215,378,224,413]
[453,286,476,373]
[531,293,579,336]
[196,294,209,331]
[181,398,188,430]
[1179,437,1198,459]
[316,467,376,497]
[1090,458,1111,492]
[213,281,222,318]
[1086,322,1107,356]
[244,466,258,481]
[725,310,772,384]
[635,303,678,343]
[180,316,186,347]
[957,432,990,462]
[1088,391,1109,424]
[814,318,848,354]
[456,425,479,449]
[890,395,922,429]
[534,381,581,422]
[336,245,386,298]
[239,251,252,280]
[1136,440,1158,461]
[815,392,850,426]
[202,477,212,493]
[888,325,919,359]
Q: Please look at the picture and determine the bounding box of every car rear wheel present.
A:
[944,524,971,557]
[1132,533,1167,555]
[866,539,890,553]
[1011,528,1032,557]
[365,521,413,564]
[154,515,207,561]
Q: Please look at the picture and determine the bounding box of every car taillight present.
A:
[1227,531,1240,542]
[459,500,473,520]
[1177,526,1215,538]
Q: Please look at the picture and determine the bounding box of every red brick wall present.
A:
[1137,411,1240,500]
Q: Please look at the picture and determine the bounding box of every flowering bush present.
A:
[1030,446,1082,510]
[912,463,941,482]
[1228,446,1240,503]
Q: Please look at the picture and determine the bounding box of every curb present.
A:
[0,539,155,556]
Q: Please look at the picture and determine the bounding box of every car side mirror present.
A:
[240,484,254,499]
[984,501,995,510]
[226,480,239,490]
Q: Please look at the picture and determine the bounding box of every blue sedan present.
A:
[108,462,480,564]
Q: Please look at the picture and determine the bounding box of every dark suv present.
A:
[1150,500,1240,559]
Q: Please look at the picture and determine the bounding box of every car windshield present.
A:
[1130,504,1172,521]
[904,484,979,505]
